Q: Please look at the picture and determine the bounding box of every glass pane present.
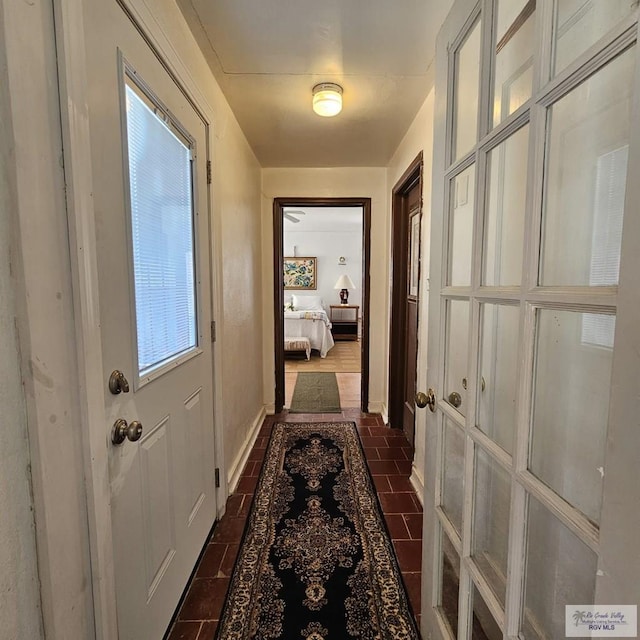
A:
[540,48,634,286]
[440,531,460,635]
[530,309,614,524]
[484,125,529,286]
[478,304,519,453]
[449,165,476,286]
[442,418,465,535]
[472,584,502,640]
[454,20,482,160]
[554,0,634,75]
[445,300,470,415]
[493,0,535,127]
[472,449,511,608]
[521,496,597,639]
[125,81,197,375]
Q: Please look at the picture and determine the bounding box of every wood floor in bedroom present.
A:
[284,339,361,373]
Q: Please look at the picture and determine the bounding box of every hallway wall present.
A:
[261,168,389,413]
[387,88,437,499]
[212,102,264,475]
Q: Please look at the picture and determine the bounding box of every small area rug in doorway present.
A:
[215,422,419,640]
[289,372,341,413]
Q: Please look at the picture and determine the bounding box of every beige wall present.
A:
[214,117,264,468]
[386,89,436,496]
[261,168,389,413]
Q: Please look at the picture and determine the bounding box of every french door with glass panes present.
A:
[421,1,640,638]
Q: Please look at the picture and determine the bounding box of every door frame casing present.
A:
[273,197,371,413]
[388,152,423,429]
[52,0,227,637]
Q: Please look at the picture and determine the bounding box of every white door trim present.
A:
[52,0,226,637]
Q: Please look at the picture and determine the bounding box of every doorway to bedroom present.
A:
[273,198,371,413]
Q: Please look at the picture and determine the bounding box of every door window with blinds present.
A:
[122,68,199,383]
[425,1,638,639]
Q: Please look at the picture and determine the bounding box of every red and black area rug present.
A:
[215,421,420,639]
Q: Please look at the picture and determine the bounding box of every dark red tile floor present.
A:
[166,410,423,639]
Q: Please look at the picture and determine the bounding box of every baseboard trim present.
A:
[227,407,266,494]
[368,400,386,417]
[264,403,276,415]
[410,466,424,506]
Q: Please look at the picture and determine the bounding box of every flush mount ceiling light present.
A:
[312,82,343,117]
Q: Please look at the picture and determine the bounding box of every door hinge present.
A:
[206,160,212,185]
[215,468,220,488]
[210,320,216,343]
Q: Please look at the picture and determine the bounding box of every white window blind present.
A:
[581,145,627,349]
[124,80,197,375]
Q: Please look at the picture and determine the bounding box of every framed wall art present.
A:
[284,257,317,290]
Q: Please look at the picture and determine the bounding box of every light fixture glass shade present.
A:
[334,274,356,290]
[312,83,343,117]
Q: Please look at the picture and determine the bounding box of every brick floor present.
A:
[166,411,423,639]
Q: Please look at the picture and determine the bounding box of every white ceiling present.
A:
[177,0,454,167]
[283,206,362,232]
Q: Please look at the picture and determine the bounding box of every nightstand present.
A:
[330,305,359,341]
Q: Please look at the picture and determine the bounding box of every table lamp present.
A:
[334,274,356,305]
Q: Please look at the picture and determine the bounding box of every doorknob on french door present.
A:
[448,391,462,408]
[111,418,143,445]
[415,388,437,412]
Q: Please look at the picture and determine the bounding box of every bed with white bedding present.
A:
[284,309,335,358]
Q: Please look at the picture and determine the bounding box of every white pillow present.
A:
[292,294,323,311]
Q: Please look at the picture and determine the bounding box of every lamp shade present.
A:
[312,83,343,117]
[334,274,356,290]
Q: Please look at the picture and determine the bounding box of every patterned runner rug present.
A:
[215,421,419,639]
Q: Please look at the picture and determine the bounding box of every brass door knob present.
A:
[111,418,143,445]
[415,388,437,412]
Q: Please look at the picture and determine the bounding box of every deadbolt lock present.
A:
[109,370,130,395]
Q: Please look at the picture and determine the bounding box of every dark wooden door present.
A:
[401,186,421,445]
[389,154,422,443]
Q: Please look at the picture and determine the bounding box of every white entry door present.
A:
[85,5,217,639]
[422,0,640,638]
